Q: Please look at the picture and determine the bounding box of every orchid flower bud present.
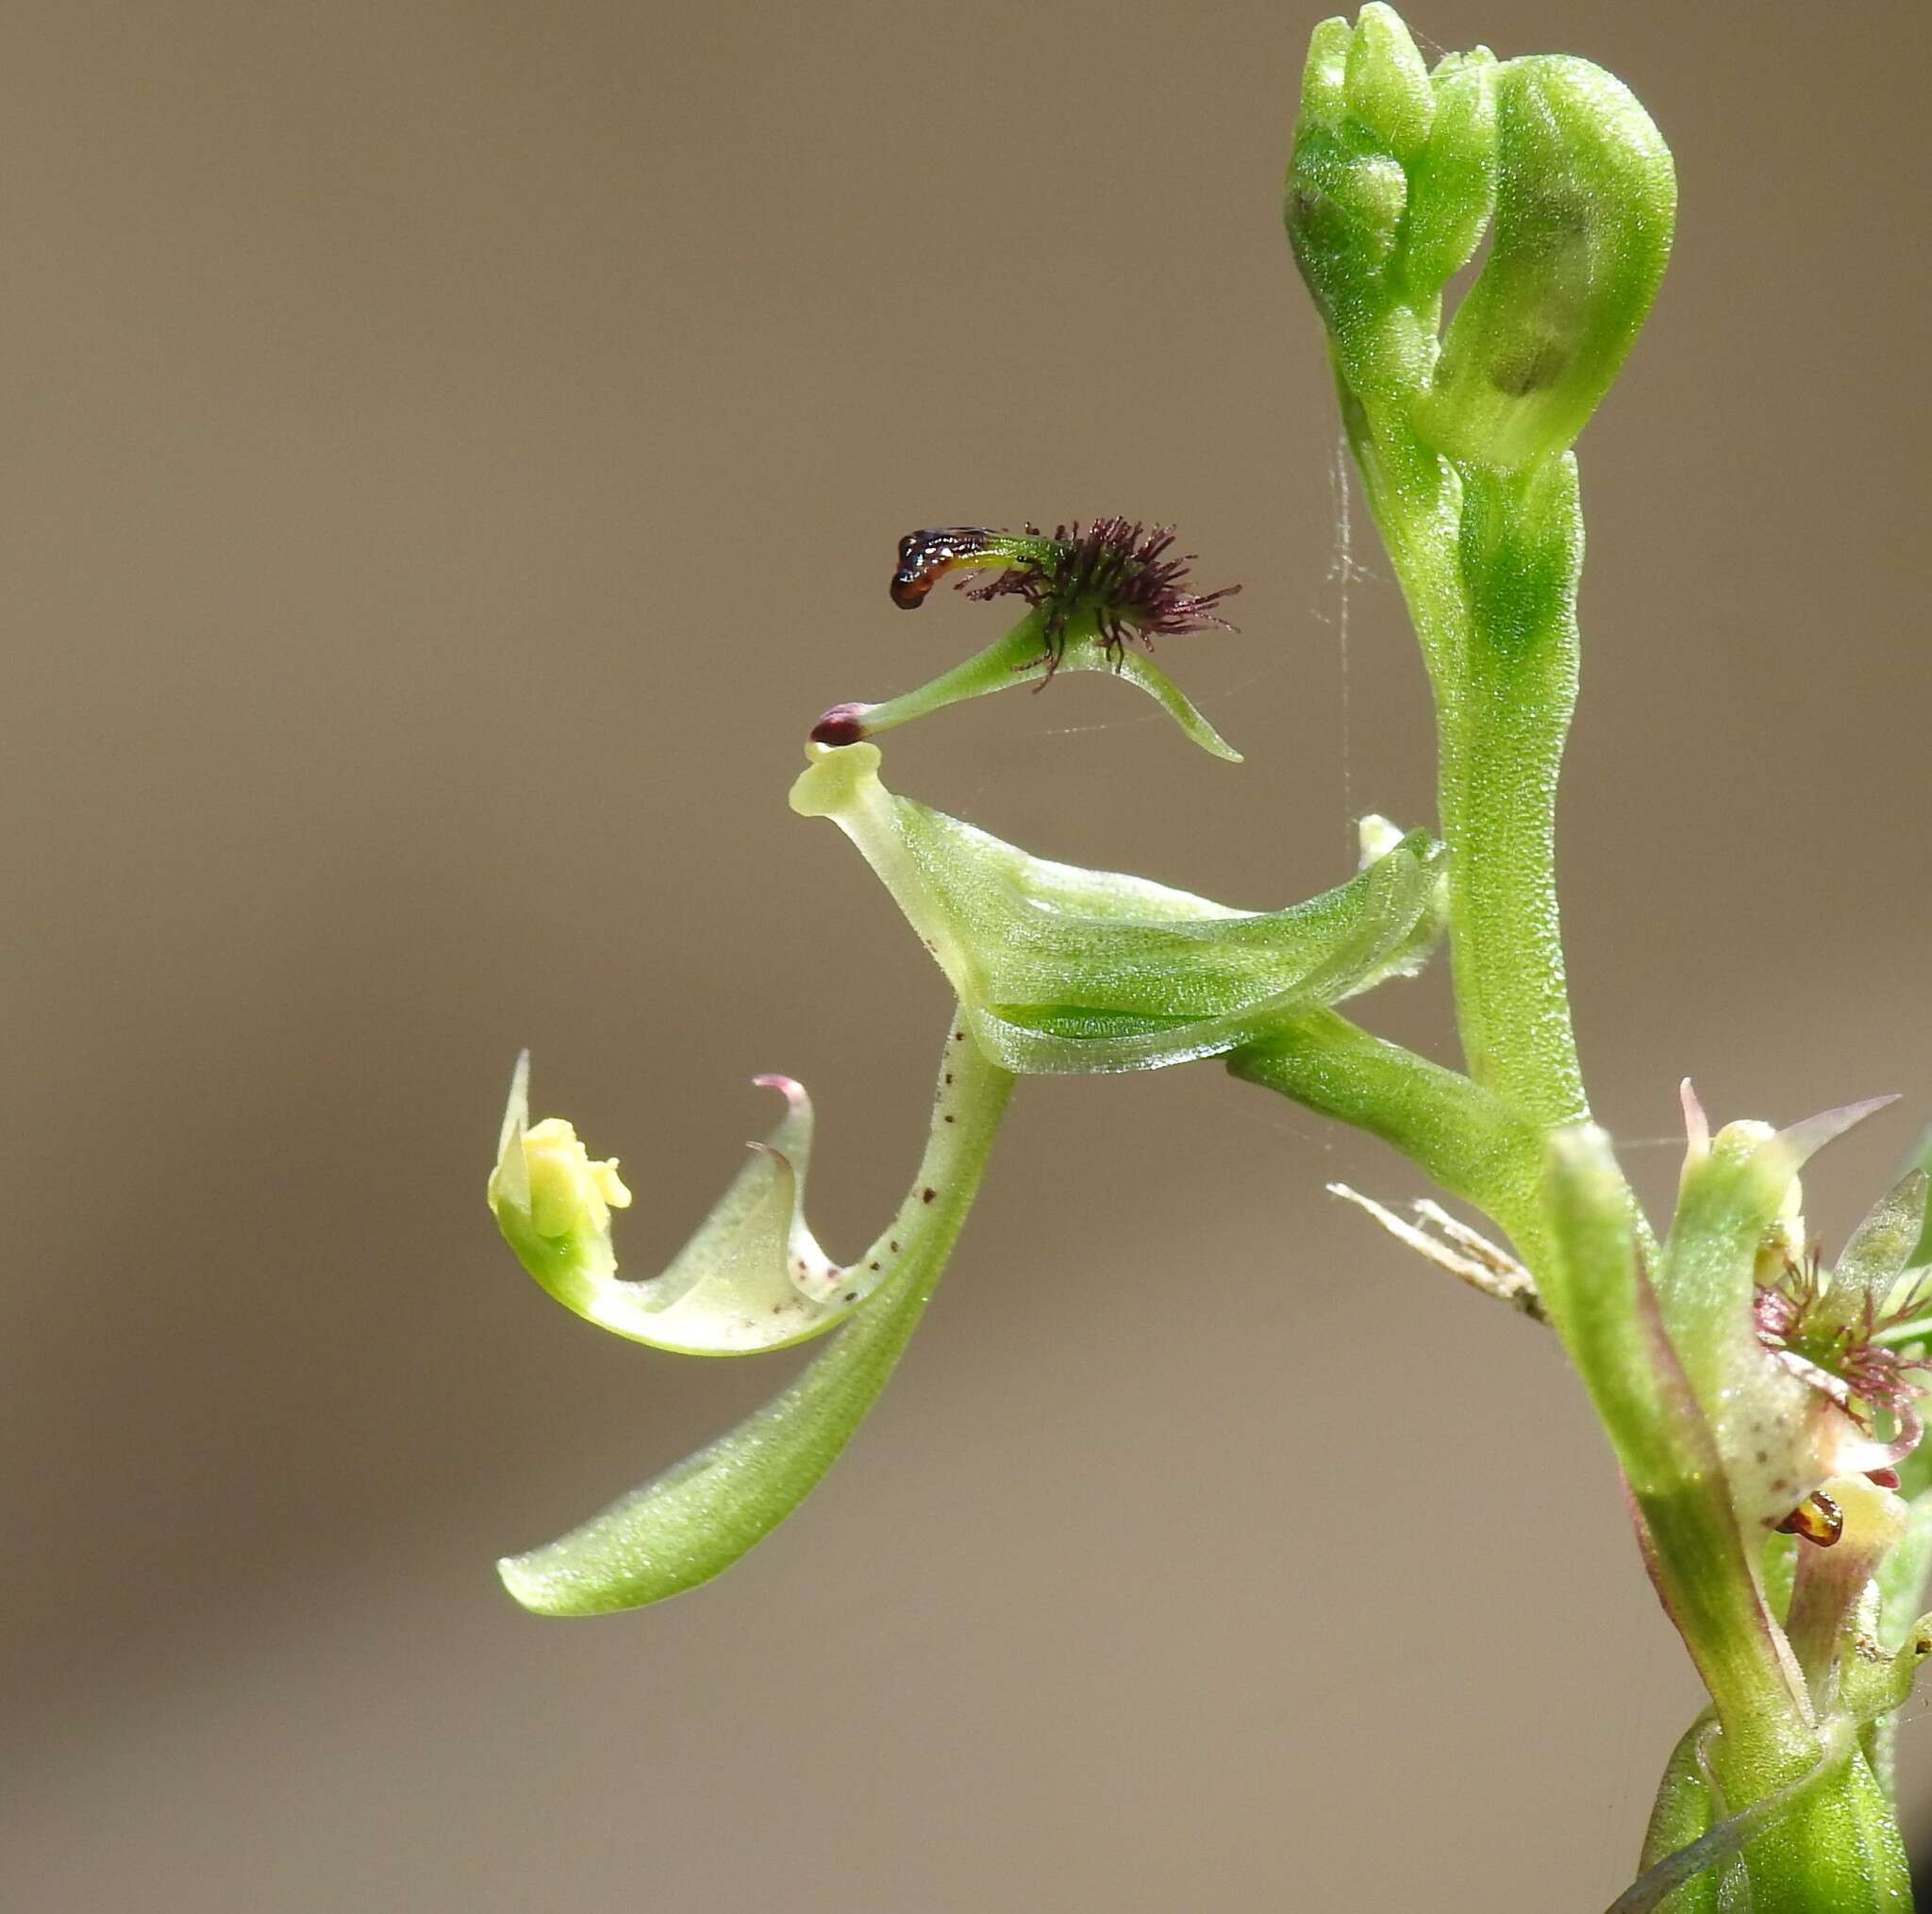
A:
[790,741,1445,1074]
[1412,54,1675,473]
[1289,13,1498,404]
[1288,12,1429,398]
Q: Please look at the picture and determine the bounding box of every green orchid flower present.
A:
[789,739,1445,1074]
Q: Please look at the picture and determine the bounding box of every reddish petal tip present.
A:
[809,703,874,747]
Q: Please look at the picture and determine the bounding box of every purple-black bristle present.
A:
[961,516,1240,676]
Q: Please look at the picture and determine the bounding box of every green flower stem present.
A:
[1228,1007,1546,1260]
[1338,391,1588,1128]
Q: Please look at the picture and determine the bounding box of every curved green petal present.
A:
[815,607,1241,762]
[791,741,1444,1074]
[491,1058,876,1356]
[490,1023,1009,1356]
[498,1023,1012,1615]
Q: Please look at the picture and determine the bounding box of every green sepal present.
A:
[1297,16,1351,136]
[1541,1124,1805,1750]
[1907,1123,1932,1269]
[791,741,1445,1074]
[1875,1476,1932,1652]
[821,606,1241,762]
[1635,1718,1721,1914]
[490,1057,886,1356]
[497,1022,1013,1615]
[1822,1169,1929,1337]
[1397,49,1497,300]
[1412,54,1675,473]
[1342,5,1433,166]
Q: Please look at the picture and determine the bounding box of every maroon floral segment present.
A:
[962,516,1241,676]
[1756,1244,1932,1464]
[888,517,1241,681]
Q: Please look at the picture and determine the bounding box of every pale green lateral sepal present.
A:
[791,741,1444,1074]
[490,1056,882,1356]
[1823,1169,1929,1336]
[1908,1123,1932,1269]
[815,607,1241,762]
[498,1020,1014,1615]
[1397,50,1497,299]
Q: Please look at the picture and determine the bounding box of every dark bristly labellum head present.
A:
[891,517,1240,681]
[832,519,1247,759]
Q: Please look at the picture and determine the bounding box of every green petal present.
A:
[490,1024,1014,1356]
[818,608,1241,762]
[791,741,1443,1073]
[491,1057,873,1356]
[1908,1123,1932,1270]
[498,1025,1012,1615]
[1826,1169,1930,1330]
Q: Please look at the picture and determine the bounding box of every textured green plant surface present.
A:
[484,9,1932,1906]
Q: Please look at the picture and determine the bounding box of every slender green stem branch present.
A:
[1229,1007,1546,1260]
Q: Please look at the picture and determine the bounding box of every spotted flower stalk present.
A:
[484,9,1932,1906]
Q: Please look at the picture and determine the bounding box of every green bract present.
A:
[789,739,1444,1073]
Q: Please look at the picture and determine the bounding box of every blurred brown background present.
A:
[4,2,1927,1907]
